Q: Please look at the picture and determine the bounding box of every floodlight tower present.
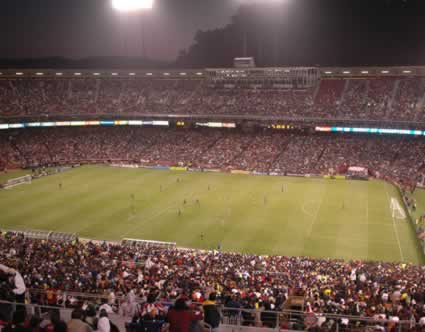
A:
[112,0,154,59]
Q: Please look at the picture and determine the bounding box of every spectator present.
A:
[166,298,202,332]
[97,309,110,332]
[67,309,93,332]
[203,292,221,332]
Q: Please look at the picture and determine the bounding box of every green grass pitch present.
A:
[1,165,423,265]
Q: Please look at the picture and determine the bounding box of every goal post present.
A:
[1,175,32,189]
[390,197,407,220]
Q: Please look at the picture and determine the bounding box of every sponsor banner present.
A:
[129,120,143,126]
[324,175,346,180]
[0,124,9,130]
[170,166,187,171]
[140,165,168,170]
[316,126,425,136]
[110,163,139,168]
[100,120,114,126]
[188,167,203,172]
[252,171,267,176]
[41,122,55,127]
[153,166,169,170]
[27,122,41,127]
[269,172,281,176]
[70,121,85,126]
[86,121,100,126]
[231,170,250,175]
[196,122,236,128]
[9,123,24,129]
[55,121,71,127]
[287,173,304,177]
[204,168,221,173]
[152,120,169,126]
[114,120,128,126]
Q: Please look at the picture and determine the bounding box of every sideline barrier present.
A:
[323,175,346,180]
[204,168,221,173]
[142,165,169,170]
[121,238,177,249]
[231,170,250,175]
[169,166,188,171]
[251,171,268,176]
[188,167,203,172]
[0,229,77,242]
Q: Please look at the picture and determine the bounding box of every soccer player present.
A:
[160,185,162,192]
[59,182,62,190]
[200,233,204,241]
[178,209,181,217]
[183,199,187,205]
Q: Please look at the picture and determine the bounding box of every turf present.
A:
[0,165,423,264]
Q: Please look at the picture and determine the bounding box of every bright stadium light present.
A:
[112,0,154,11]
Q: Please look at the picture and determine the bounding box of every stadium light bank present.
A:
[112,0,154,11]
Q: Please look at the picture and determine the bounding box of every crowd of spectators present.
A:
[0,232,425,330]
[1,77,425,120]
[1,127,425,187]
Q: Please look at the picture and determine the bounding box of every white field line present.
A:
[305,187,326,239]
[384,183,404,261]
[120,203,178,238]
[301,200,319,218]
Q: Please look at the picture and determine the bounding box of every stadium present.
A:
[1,0,425,331]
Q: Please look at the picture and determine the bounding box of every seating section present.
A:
[1,127,425,186]
[1,76,425,120]
[0,232,424,327]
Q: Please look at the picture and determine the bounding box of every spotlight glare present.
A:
[112,0,153,11]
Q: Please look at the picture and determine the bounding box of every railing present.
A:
[218,307,417,332]
[17,290,422,332]
[0,299,213,332]
[0,299,126,331]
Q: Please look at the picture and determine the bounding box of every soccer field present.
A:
[1,165,423,264]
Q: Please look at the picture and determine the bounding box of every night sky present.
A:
[0,0,239,61]
[1,0,425,66]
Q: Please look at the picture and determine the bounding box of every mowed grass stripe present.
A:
[0,166,423,264]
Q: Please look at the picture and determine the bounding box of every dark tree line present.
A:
[176,0,425,68]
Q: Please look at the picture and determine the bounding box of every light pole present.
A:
[112,0,154,58]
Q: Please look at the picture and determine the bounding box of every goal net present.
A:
[390,197,407,220]
[2,175,32,189]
